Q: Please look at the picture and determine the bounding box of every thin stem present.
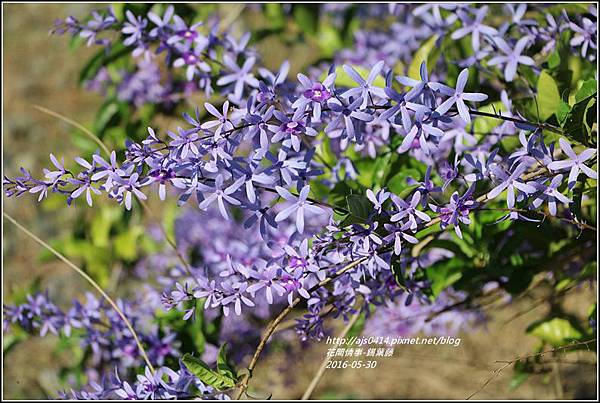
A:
[476,207,596,231]
[234,256,368,399]
[4,212,155,373]
[33,108,197,284]
[301,309,361,400]
[467,338,596,399]
[33,105,111,157]
[467,108,563,134]
[236,164,587,398]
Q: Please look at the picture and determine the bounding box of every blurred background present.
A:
[2,3,597,399]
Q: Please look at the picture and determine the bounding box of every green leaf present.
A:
[90,206,122,247]
[182,354,237,390]
[509,370,530,390]
[354,154,392,188]
[556,100,572,125]
[317,24,343,58]
[293,5,319,35]
[547,50,561,70]
[113,226,143,261]
[111,3,125,21]
[216,343,237,380]
[562,94,596,146]
[345,194,371,221]
[93,100,121,136]
[471,102,504,134]
[408,35,440,80]
[537,71,561,121]
[340,194,372,227]
[264,3,285,30]
[527,317,583,346]
[575,79,598,103]
[386,169,420,196]
[426,258,464,297]
[347,309,368,339]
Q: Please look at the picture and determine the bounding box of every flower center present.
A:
[281,275,300,292]
[282,121,304,135]
[289,256,307,268]
[183,52,198,65]
[178,29,198,41]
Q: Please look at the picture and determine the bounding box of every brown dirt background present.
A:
[2,4,597,400]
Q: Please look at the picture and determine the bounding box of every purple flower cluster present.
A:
[51,5,265,106]
[58,364,226,400]
[363,290,483,338]
[3,291,179,371]
[4,5,598,398]
[5,8,597,341]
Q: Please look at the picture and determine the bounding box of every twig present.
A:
[4,212,155,373]
[467,339,596,399]
[468,108,563,135]
[301,309,361,400]
[233,256,368,399]
[476,207,597,231]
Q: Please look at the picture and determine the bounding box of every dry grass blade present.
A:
[4,212,156,374]
[33,104,111,157]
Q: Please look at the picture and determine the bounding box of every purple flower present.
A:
[383,222,418,255]
[69,158,101,206]
[487,36,535,82]
[201,101,234,139]
[115,381,139,400]
[220,282,255,316]
[117,172,147,210]
[43,153,67,182]
[390,192,431,230]
[246,264,286,304]
[463,149,499,183]
[397,115,445,155]
[269,112,318,152]
[396,61,447,109]
[366,188,390,213]
[547,139,597,187]
[528,174,571,216]
[167,16,203,45]
[379,79,426,132]
[91,151,121,190]
[430,186,478,239]
[432,68,488,123]
[325,97,374,142]
[147,6,174,38]
[122,10,147,47]
[78,10,117,47]
[569,17,597,60]
[136,366,169,399]
[279,273,311,306]
[274,185,324,234]
[173,45,210,81]
[292,72,336,121]
[216,56,259,100]
[198,175,244,220]
[407,166,442,207]
[451,6,498,53]
[487,163,537,208]
[167,127,200,159]
[341,60,387,108]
